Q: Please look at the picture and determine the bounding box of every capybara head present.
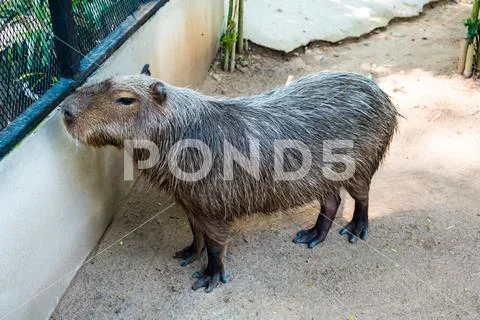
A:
[61,65,166,147]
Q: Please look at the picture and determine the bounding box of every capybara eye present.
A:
[116,97,136,105]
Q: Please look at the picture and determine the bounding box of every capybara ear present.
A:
[150,82,166,104]
[141,64,151,76]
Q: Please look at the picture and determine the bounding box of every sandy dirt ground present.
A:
[52,2,480,319]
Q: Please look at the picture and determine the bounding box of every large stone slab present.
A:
[244,0,436,52]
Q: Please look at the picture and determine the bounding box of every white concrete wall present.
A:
[0,1,224,319]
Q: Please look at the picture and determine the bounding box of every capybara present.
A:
[62,65,399,292]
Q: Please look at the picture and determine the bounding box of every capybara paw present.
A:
[173,245,201,267]
[191,270,231,293]
[293,228,326,248]
[339,221,368,243]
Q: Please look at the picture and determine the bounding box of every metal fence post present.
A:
[48,0,80,78]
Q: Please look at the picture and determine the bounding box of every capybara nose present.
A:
[62,105,76,123]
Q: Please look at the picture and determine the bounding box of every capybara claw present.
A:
[179,257,197,267]
[360,227,368,240]
[192,271,231,292]
[293,228,316,243]
[173,245,201,266]
[293,228,325,249]
[339,226,350,237]
[349,234,358,243]
[308,238,323,248]
[339,222,368,243]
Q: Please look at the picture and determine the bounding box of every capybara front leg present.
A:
[173,215,204,266]
[293,192,341,248]
[339,197,369,243]
[192,235,231,292]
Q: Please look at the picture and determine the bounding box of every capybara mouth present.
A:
[62,120,78,139]
[62,115,124,148]
[61,117,87,145]
[60,102,82,142]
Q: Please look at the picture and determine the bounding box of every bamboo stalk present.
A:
[223,0,234,71]
[229,0,239,72]
[464,47,475,77]
[473,0,480,75]
[477,38,480,72]
[457,38,469,74]
[463,43,475,77]
[464,0,480,77]
[227,0,234,29]
[237,0,244,54]
[472,0,479,22]
[224,47,230,71]
[229,40,236,72]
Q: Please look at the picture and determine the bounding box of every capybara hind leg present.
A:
[339,196,369,243]
[192,235,231,293]
[293,192,341,248]
[174,215,204,266]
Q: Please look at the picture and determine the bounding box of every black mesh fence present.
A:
[73,0,146,54]
[0,0,149,132]
[0,0,59,131]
